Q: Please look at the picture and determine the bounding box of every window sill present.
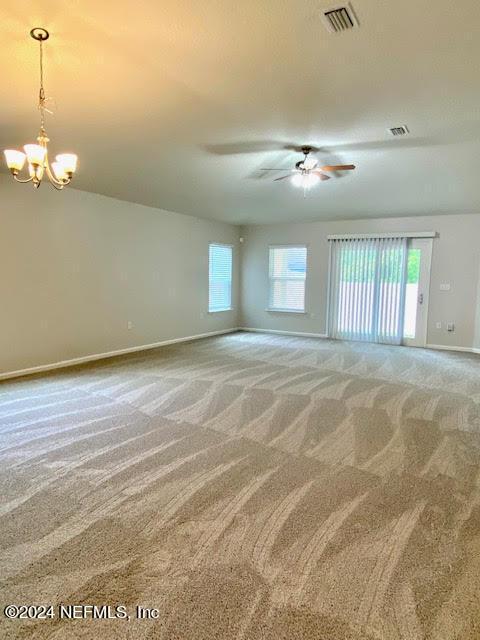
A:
[265,308,307,314]
[208,308,234,314]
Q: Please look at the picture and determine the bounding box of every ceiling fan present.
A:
[260,146,355,190]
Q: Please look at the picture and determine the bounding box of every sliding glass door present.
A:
[403,238,432,347]
[328,236,432,346]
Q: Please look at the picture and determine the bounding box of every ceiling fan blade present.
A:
[274,174,293,181]
[201,140,297,155]
[202,141,327,156]
[313,172,331,181]
[320,164,356,172]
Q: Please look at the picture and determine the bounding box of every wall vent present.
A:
[388,125,410,136]
[322,4,359,33]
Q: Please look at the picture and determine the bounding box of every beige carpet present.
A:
[1,331,480,639]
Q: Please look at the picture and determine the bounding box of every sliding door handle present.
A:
[418,293,424,304]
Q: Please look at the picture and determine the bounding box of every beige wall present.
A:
[3,172,480,376]
[0,175,239,374]
[240,214,480,350]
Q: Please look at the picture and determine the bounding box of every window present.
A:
[209,243,233,312]
[268,245,307,312]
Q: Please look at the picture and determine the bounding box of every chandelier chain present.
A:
[38,39,46,131]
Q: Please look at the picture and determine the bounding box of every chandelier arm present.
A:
[13,174,34,184]
[49,180,64,191]
[44,157,69,187]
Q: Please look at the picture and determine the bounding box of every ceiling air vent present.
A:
[322,4,359,33]
[388,125,410,136]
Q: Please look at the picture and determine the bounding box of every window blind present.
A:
[268,246,307,312]
[328,237,408,344]
[208,244,233,312]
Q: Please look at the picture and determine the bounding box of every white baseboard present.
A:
[426,343,474,353]
[239,327,329,339]
[239,330,477,354]
[0,328,240,382]
[3,329,476,382]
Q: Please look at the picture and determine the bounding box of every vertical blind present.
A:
[269,246,307,311]
[328,236,408,344]
[208,243,233,312]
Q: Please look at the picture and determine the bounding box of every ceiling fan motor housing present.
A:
[296,146,312,171]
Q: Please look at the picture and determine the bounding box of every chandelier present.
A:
[3,28,78,190]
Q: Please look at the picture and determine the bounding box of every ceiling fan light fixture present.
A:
[291,172,320,189]
[291,173,305,188]
[304,173,321,188]
[262,144,355,191]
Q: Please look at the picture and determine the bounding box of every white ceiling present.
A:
[1,1,480,224]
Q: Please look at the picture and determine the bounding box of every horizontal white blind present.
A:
[209,244,233,312]
[269,246,307,311]
[328,237,407,344]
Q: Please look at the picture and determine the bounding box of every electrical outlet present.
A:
[440,283,451,291]
[436,322,442,329]
[447,323,455,332]
[127,321,133,330]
